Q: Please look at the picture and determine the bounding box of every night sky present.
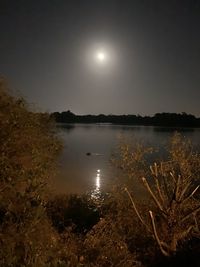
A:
[0,0,200,116]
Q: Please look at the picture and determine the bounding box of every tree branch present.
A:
[142,177,167,217]
[124,187,151,232]
[149,211,170,257]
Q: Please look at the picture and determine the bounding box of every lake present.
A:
[56,124,200,195]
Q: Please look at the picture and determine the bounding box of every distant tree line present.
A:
[51,110,200,127]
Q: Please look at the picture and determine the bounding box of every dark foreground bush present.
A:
[46,194,100,233]
[0,79,62,266]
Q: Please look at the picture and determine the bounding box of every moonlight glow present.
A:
[95,51,107,63]
[86,43,117,72]
[96,52,106,61]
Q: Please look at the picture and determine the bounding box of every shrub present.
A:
[0,79,62,266]
[116,133,200,258]
[46,194,100,233]
[83,218,143,267]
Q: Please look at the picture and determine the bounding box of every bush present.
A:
[82,218,143,267]
[0,79,62,266]
[46,194,100,233]
[114,133,200,264]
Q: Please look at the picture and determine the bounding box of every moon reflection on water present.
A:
[91,169,102,201]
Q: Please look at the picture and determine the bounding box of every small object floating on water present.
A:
[86,152,103,156]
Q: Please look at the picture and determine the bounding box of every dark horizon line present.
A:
[50,110,200,128]
[51,110,200,119]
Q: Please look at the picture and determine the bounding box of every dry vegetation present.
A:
[113,133,200,265]
[0,79,63,266]
[0,79,199,266]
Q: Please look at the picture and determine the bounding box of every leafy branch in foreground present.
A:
[122,134,200,256]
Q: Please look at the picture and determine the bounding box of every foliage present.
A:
[46,194,143,267]
[82,218,142,267]
[46,194,100,234]
[116,133,200,258]
[0,79,62,266]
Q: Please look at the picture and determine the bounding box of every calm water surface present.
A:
[57,124,200,195]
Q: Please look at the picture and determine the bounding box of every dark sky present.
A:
[0,0,200,115]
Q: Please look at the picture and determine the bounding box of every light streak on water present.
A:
[91,169,101,201]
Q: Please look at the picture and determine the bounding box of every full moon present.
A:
[95,51,107,63]
[86,43,117,71]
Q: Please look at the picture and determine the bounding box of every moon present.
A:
[96,52,106,61]
[85,43,117,71]
[95,51,107,63]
